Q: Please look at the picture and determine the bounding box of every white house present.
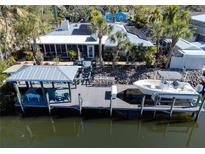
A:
[170,38,205,70]
[34,19,153,60]
[191,13,205,42]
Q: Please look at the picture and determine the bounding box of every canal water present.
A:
[0,110,205,148]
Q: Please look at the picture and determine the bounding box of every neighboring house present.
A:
[170,38,205,70]
[105,12,128,22]
[33,19,153,60]
[190,13,205,41]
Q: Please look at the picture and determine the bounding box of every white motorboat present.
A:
[133,79,198,97]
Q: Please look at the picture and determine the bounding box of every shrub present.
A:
[6,56,16,66]
[53,57,60,65]
[67,50,77,59]
[25,51,33,61]
[154,55,168,68]
[0,61,8,87]
[35,51,44,64]
[103,50,113,61]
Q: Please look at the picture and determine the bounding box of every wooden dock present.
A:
[16,84,205,121]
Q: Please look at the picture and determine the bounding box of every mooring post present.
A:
[195,98,205,121]
[140,95,145,117]
[26,81,29,88]
[192,95,201,117]
[29,81,33,88]
[153,96,160,119]
[78,93,82,115]
[110,96,113,117]
[14,82,24,113]
[170,97,176,117]
[52,82,55,88]
[68,82,71,101]
[46,92,51,114]
[40,81,46,102]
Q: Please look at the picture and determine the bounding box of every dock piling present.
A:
[46,92,51,114]
[14,82,24,113]
[140,95,145,117]
[78,93,82,115]
[110,97,113,117]
[195,98,205,121]
[153,96,160,119]
[170,97,176,117]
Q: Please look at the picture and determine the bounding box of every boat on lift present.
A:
[133,79,199,98]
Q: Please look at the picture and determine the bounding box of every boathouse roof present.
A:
[3,64,32,74]
[6,65,80,83]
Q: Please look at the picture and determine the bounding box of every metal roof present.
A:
[6,65,80,83]
[35,22,153,46]
[176,38,202,50]
[191,14,205,23]
[3,64,32,74]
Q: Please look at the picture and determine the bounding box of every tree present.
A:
[15,6,53,65]
[90,17,113,66]
[124,40,134,64]
[162,6,193,68]
[63,6,89,22]
[133,6,154,28]
[148,18,164,54]
[89,7,102,22]
[110,31,128,68]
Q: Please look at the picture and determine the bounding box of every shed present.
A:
[170,49,205,70]
[170,39,205,70]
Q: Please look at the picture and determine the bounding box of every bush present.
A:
[53,57,60,65]
[131,45,157,66]
[67,50,77,59]
[35,51,44,64]
[6,56,16,66]
[154,55,168,68]
[25,51,33,61]
[103,50,113,61]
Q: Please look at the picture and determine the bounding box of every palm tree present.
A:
[124,40,134,64]
[110,30,128,68]
[148,19,164,54]
[91,17,113,66]
[162,6,193,68]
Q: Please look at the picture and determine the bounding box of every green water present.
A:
[0,112,205,148]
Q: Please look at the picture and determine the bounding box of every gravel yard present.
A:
[92,65,203,87]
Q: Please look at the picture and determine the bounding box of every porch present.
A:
[39,44,101,60]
